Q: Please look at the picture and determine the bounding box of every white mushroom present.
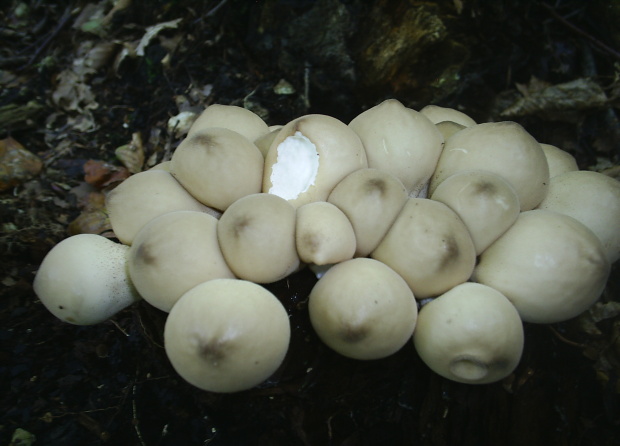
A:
[33,234,140,325]
[187,104,270,143]
[539,143,579,178]
[419,105,477,127]
[164,278,290,393]
[413,282,524,384]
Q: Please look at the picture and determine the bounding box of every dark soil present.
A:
[1,1,619,445]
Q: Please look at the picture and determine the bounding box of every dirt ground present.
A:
[1,1,619,445]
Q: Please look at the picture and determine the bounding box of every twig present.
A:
[20,6,73,70]
[542,3,620,62]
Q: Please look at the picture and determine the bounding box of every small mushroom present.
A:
[536,170,620,263]
[164,278,290,393]
[539,143,579,178]
[435,120,466,140]
[371,198,476,299]
[348,99,444,197]
[295,201,356,266]
[33,234,141,325]
[419,105,477,127]
[254,126,282,158]
[413,282,524,384]
[217,193,299,283]
[327,168,408,257]
[430,170,520,255]
[473,210,610,323]
[263,114,367,207]
[105,169,215,245]
[308,258,417,360]
[170,127,264,211]
[429,121,550,210]
[128,211,235,312]
[187,104,270,143]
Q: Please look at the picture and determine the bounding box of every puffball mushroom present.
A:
[327,168,408,257]
[430,170,520,255]
[473,210,610,324]
[295,201,356,265]
[187,104,270,143]
[128,211,235,312]
[348,99,444,197]
[170,127,264,211]
[106,169,214,245]
[217,193,300,283]
[536,170,620,263]
[33,234,140,325]
[371,198,476,299]
[429,121,550,211]
[263,114,367,207]
[419,104,477,127]
[435,120,466,140]
[164,279,290,393]
[539,143,579,178]
[308,258,417,360]
[413,282,524,384]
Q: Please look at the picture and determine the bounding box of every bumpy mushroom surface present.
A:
[473,210,610,323]
[171,127,264,211]
[429,121,550,210]
[33,234,140,325]
[128,211,235,312]
[308,258,417,360]
[263,114,367,207]
[187,104,270,143]
[371,198,476,298]
[105,169,213,245]
[164,279,290,393]
[328,168,408,257]
[539,143,579,178]
[430,170,520,255]
[536,170,620,263]
[217,193,299,283]
[419,104,477,127]
[348,99,444,197]
[413,282,524,384]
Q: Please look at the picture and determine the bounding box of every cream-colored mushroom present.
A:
[348,99,444,197]
[254,126,282,158]
[430,170,520,255]
[164,278,290,393]
[429,121,550,210]
[187,104,270,143]
[263,114,367,207]
[435,121,466,140]
[308,258,417,360]
[371,198,476,298]
[536,170,620,263]
[539,143,579,178]
[217,193,299,283]
[33,234,140,325]
[128,211,235,312]
[327,168,408,257]
[413,282,524,384]
[473,210,610,323]
[419,104,477,127]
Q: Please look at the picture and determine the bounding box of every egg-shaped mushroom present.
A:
[187,104,270,143]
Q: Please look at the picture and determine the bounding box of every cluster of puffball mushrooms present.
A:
[33,99,620,393]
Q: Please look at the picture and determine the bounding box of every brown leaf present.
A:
[0,137,43,191]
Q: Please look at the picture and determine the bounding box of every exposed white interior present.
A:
[268,132,319,200]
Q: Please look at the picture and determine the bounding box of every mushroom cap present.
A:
[164,278,290,393]
[295,201,356,266]
[327,168,408,257]
[419,105,477,127]
[128,211,235,312]
[430,170,520,255]
[308,258,417,360]
[217,193,300,283]
[413,282,524,384]
[33,234,140,325]
[263,114,368,207]
[170,127,264,211]
[348,99,444,197]
[536,170,620,263]
[473,210,610,324]
[539,143,579,178]
[435,120,466,140]
[371,198,476,298]
[253,126,282,158]
[105,169,213,245]
[429,121,550,210]
[187,104,270,143]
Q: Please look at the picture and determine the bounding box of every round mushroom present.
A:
[413,282,524,384]
[419,104,477,127]
[308,258,417,360]
[33,234,140,325]
[164,278,290,393]
[539,143,579,178]
[473,210,611,324]
[187,104,270,143]
[128,211,235,312]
